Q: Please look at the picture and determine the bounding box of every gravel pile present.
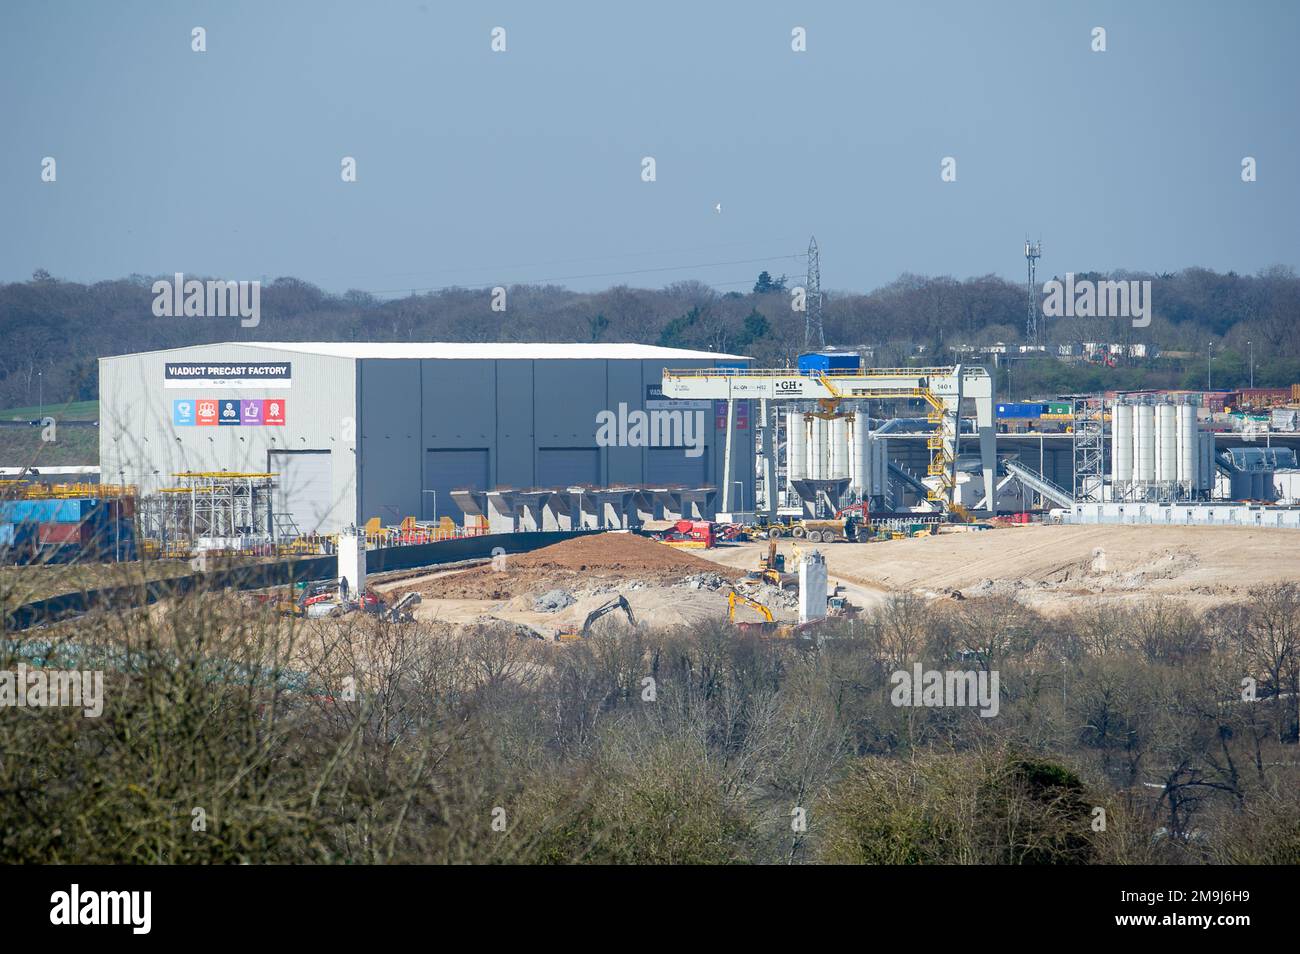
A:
[533,588,576,612]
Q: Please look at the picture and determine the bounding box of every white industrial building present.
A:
[99,342,753,537]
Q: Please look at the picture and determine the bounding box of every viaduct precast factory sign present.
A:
[164,362,292,389]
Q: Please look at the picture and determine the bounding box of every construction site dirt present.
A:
[368,524,1300,636]
[372,532,752,637]
[692,523,1300,616]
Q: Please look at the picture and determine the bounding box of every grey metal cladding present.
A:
[102,345,753,533]
[533,360,606,444]
[605,359,641,484]
[99,343,358,534]
[358,358,422,527]
[495,359,534,487]
[422,359,495,446]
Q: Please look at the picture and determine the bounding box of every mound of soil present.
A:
[508,532,726,574]
[400,532,739,601]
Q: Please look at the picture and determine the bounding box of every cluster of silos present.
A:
[786,409,873,499]
[1110,397,1200,499]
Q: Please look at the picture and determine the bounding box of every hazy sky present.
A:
[3,0,1297,297]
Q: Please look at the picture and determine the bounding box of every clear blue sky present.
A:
[3,0,1296,297]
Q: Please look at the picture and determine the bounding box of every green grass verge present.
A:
[0,427,98,467]
[0,399,99,421]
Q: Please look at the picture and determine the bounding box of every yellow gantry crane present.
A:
[662,365,995,519]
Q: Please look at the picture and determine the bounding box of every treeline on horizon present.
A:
[2,264,1297,411]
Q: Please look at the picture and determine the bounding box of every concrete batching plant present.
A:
[784,410,887,515]
[1110,397,1213,501]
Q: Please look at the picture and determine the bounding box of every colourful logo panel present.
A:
[180,398,284,426]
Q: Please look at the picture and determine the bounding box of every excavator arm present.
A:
[581,595,637,634]
[728,589,774,623]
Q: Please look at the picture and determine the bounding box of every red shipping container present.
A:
[37,523,82,544]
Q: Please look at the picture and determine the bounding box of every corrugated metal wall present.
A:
[360,355,754,525]
[99,344,359,533]
[100,347,754,534]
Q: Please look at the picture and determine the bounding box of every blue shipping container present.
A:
[0,498,99,524]
[798,352,861,373]
[996,403,1047,419]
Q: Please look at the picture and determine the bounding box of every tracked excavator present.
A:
[728,588,774,623]
[728,588,799,638]
[746,539,787,586]
[555,595,638,641]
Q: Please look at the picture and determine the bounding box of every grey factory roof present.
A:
[105,342,750,362]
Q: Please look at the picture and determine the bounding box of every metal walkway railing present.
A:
[888,461,930,497]
[1004,459,1076,509]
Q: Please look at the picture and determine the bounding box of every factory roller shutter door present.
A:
[646,447,708,487]
[425,449,490,522]
[269,450,333,536]
[537,448,600,487]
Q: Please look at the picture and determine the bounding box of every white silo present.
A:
[1135,401,1156,484]
[830,417,849,479]
[846,415,857,491]
[787,410,806,483]
[1112,400,1133,486]
[1176,400,1197,492]
[1156,402,1177,484]
[853,412,872,498]
[809,417,827,480]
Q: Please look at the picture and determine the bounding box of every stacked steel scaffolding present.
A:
[1072,398,1106,503]
[138,472,276,555]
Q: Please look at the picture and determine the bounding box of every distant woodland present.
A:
[3,265,1297,411]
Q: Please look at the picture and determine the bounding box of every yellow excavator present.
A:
[555,595,638,641]
[728,588,774,624]
[747,539,786,586]
[727,589,799,638]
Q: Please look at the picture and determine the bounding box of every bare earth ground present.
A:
[355,523,1300,635]
[372,532,758,637]
[692,524,1300,616]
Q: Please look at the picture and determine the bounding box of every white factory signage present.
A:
[644,384,707,410]
[164,362,292,389]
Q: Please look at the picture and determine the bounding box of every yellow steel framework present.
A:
[804,378,968,520]
[666,367,955,378]
[663,363,996,519]
[0,480,137,499]
[139,472,278,554]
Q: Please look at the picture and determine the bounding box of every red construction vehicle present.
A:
[835,501,870,522]
[651,519,716,549]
